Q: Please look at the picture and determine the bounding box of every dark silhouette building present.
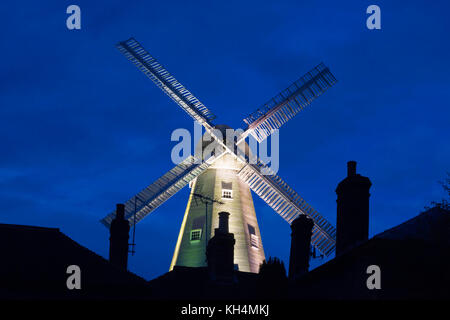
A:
[1,161,449,300]
[336,161,372,255]
[290,206,450,299]
[0,223,147,299]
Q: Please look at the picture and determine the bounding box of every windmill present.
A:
[101,38,338,273]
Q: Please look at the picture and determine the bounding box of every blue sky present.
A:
[0,1,448,280]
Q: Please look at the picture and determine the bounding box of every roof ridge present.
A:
[0,223,60,232]
[374,206,450,240]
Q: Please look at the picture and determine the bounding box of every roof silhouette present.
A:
[375,206,450,246]
[0,223,148,299]
[1,207,449,300]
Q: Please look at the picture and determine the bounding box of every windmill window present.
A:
[190,216,205,243]
[190,229,202,242]
[222,181,232,199]
[248,224,258,249]
[222,190,232,199]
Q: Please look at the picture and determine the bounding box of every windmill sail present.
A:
[238,160,336,256]
[243,63,337,142]
[101,156,210,228]
[117,38,216,126]
[111,37,338,258]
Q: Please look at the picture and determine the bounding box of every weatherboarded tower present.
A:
[170,126,266,273]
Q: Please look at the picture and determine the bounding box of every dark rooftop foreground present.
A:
[290,207,450,300]
[0,207,449,300]
[0,223,149,299]
[147,207,450,300]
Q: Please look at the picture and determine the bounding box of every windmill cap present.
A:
[195,124,253,160]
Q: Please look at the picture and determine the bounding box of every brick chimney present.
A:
[206,212,235,283]
[288,214,314,280]
[335,161,372,256]
[109,204,130,270]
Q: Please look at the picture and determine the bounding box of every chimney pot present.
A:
[116,203,125,220]
[218,211,230,234]
[109,203,130,270]
[347,161,357,177]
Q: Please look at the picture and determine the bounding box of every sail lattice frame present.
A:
[101,156,210,228]
[243,63,337,142]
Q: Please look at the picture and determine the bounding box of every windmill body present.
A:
[170,126,265,273]
[101,38,338,273]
